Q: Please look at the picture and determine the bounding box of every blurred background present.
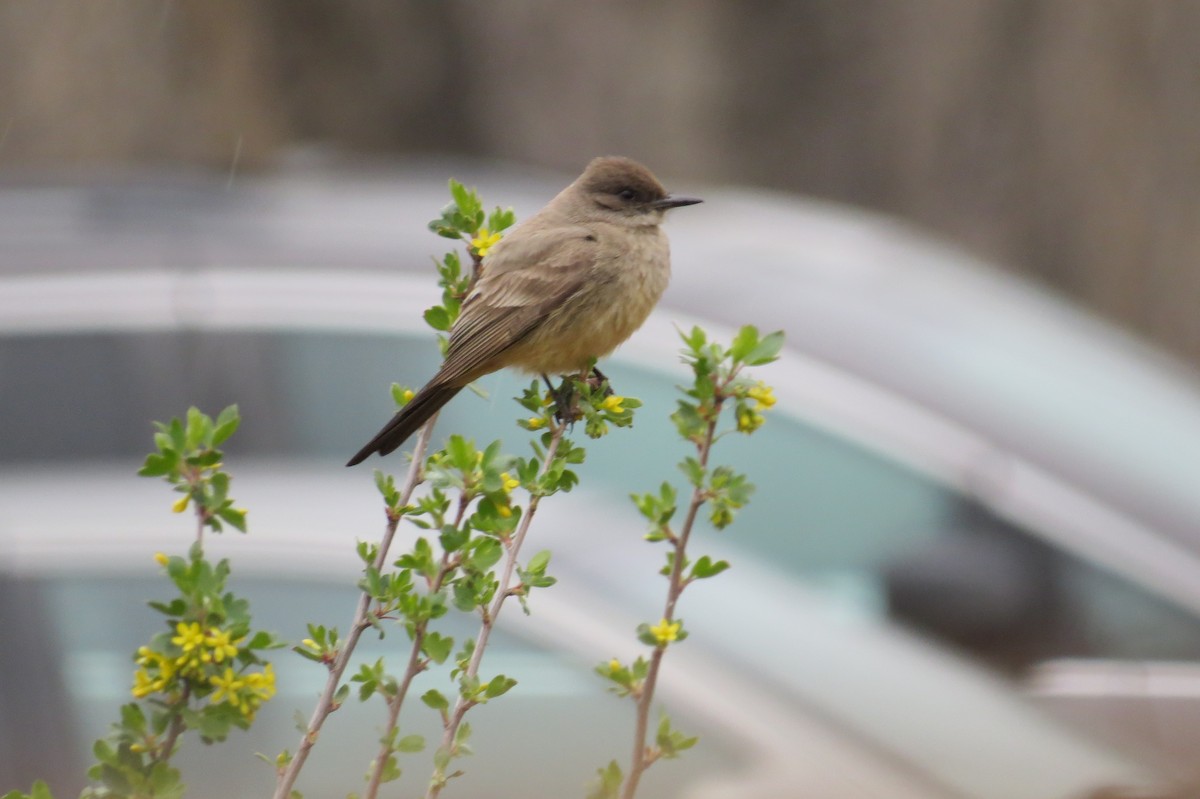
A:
[2,0,1198,369]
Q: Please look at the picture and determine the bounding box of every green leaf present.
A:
[397,734,426,753]
[217,505,247,533]
[432,745,452,772]
[390,383,413,408]
[729,325,759,361]
[449,179,472,216]
[670,401,705,440]
[137,452,172,477]
[453,720,473,750]
[655,714,700,758]
[2,782,55,799]
[422,631,454,665]
[184,406,209,450]
[212,404,240,445]
[586,761,623,799]
[677,325,707,352]
[421,689,449,712]
[525,549,551,574]
[746,329,785,365]
[690,555,731,580]
[445,435,476,471]
[467,538,503,572]
[424,306,452,332]
[678,456,705,487]
[483,674,516,699]
[92,738,116,765]
[376,754,401,784]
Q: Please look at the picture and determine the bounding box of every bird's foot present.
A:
[541,368,617,428]
[552,381,583,426]
[542,373,583,426]
[585,366,615,398]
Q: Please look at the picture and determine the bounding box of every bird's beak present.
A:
[652,195,703,210]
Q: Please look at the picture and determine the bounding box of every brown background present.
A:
[2,1,1197,368]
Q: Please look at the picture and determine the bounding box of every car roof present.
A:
[3,160,1200,616]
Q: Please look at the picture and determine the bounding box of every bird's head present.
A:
[574,156,702,226]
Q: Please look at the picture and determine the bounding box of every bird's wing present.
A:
[436,227,594,385]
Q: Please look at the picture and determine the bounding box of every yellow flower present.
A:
[244,663,277,702]
[736,407,765,434]
[608,658,622,674]
[132,668,156,698]
[153,552,169,567]
[527,416,547,430]
[470,228,503,258]
[171,494,190,513]
[174,652,204,676]
[301,638,318,650]
[496,504,512,519]
[747,382,776,409]
[600,395,625,413]
[499,472,520,493]
[211,663,275,718]
[204,628,240,663]
[210,667,246,705]
[648,618,681,645]
[400,388,415,405]
[172,622,205,652]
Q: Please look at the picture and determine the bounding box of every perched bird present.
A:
[346,156,701,466]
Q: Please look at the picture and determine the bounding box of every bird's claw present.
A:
[585,366,614,398]
[551,381,582,426]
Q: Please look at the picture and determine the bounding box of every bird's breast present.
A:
[511,227,671,374]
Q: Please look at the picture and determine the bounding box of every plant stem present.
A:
[153,683,191,765]
[424,421,567,799]
[621,402,721,799]
[273,418,437,799]
[363,502,465,799]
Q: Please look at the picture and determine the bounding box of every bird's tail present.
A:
[346,383,462,466]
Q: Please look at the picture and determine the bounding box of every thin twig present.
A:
[153,683,191,765]
[425,420,567,799]
[363,500,466,799]
[621,401,721,799]
[273,418,437,799]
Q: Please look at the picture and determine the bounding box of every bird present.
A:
[346,156,701,466]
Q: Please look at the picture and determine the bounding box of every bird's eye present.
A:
[617,188,637,201]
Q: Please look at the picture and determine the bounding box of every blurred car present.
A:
[2,158,1199,797]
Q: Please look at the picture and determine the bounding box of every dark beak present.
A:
[652,194,703,210]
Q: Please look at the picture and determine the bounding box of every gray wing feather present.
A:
[435,228,593,385]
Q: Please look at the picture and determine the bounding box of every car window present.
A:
[0,331,439,462]
[8,330,1200,678]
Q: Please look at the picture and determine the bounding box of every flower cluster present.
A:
[735,380,776,433]
[131,617,275,720]
[210,663,277,718]
[495,471,521,518]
